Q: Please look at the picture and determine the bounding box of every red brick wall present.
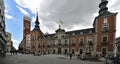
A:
[96,15,116,52]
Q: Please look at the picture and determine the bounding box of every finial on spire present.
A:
[58,19,63,29]
[59,25,61,29]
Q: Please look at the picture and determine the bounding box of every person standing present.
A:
[69,53,72,60]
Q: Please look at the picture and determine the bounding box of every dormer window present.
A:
[80,32,83,34]
[72,33,75,35]
[89,31,92,33]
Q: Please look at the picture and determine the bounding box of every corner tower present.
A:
[23,16,31,38]
[93,0,118,55]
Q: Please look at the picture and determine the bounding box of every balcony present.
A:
[102,28,109,32]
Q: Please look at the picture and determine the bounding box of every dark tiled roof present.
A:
[40,34,55,39]
[39,28,95,39]
[55,28,65,33]
[66,28,95,35]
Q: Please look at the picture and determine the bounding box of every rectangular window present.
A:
[53,40,57,46]
[103,36,108,43]
[87,37,93,46]
[102,48,107,55]
[79,39,84,46]
[48,41,50,45]
[65,40,68,45]
[104,18,107,23]
[71,39,76,46]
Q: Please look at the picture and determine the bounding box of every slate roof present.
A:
[66,28,95,35]
[39,28,95,39]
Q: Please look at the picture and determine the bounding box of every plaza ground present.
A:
[0,53,104,64]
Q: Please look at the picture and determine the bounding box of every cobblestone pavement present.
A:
[0,53,104,64]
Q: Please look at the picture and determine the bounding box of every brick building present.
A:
[19,0,117,56]
[19,16,31,53]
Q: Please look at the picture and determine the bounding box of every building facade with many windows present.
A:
[0,0,7,55]
[19,0,117,56]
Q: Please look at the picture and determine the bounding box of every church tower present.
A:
[93,0,118,55]
[31,12,43,52]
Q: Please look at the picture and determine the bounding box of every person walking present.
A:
[69,53,72,60]
[15,50,17,55]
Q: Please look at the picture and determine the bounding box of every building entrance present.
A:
[58,48,61,54]
[64,49,67,54]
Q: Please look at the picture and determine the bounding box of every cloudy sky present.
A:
[5,0,120,49]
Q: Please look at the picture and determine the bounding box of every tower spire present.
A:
[98,0,110,16]
[33,10,40,31]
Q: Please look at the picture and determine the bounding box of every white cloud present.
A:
[12,39,19,44]
[12,39,20,49]
[15,0,120,37]
[16,5,30,16]
[31,16,36,23]
[31,26,34,31]
[15,0,44,14]
[5,14,13,19]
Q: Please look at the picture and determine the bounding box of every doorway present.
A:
[58,48,61,54]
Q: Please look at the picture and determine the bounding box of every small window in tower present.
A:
[102,36,108,43]
[104,18,107,23]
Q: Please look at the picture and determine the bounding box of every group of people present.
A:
[104,54,120,64]
[10,50,18,55]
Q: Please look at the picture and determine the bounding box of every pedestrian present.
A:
[0,48,1,55]
[15,50,17,55]
[69,53,72,60]
[10,50,12,55]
